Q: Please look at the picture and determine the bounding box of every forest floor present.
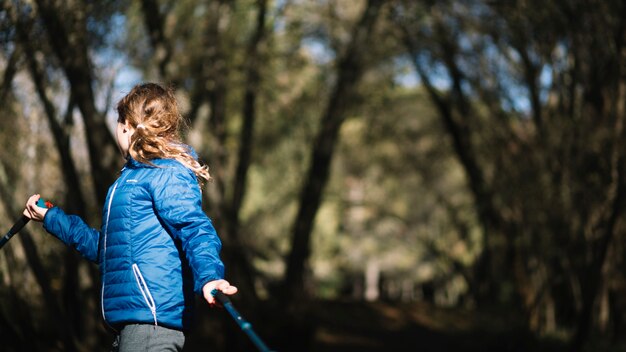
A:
[187,298,626,352]
[308,299,563,352]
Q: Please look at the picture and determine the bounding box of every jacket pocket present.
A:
[132,263,158,326]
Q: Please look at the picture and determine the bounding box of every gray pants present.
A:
[111,324,185,352]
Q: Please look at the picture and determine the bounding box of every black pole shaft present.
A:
[212,290,273,352]
[0,216,30,249]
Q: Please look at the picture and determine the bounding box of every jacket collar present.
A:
[124,156,154,169]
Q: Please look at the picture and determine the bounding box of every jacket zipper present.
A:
[132,263,158,326]
[101,181,118,331]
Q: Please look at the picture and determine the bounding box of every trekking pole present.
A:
[211,289,274,352]
[0,198,52,250]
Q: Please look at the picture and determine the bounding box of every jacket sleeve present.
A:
[150,165,225,295]
[42,207,100,263]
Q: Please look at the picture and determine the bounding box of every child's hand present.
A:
[23,194,48,222]
[202,279,238,305]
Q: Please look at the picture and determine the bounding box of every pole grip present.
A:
[0,197,52,250]
[212,289,232,305]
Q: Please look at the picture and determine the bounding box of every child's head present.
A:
[116,83,211,184]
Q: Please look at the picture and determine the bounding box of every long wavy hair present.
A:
[116,83,211,184]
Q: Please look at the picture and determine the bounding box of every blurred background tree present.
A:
[0,0,625,351]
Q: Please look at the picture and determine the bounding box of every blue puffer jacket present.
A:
[43,155,224,331]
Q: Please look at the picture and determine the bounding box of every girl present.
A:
[23,83,236,351]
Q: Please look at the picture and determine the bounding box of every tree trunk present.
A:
[223,0,268,305]
[0,161,78,351]
[570,140,626,351]
[34,0,120,205]
[11,5,92,350]
[401,24,504,304]
[140,0,172,80]
[0,45,19,102]
[364,260,380,301]
[282,0,385,304]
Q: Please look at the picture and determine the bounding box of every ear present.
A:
[122,119,132,133]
